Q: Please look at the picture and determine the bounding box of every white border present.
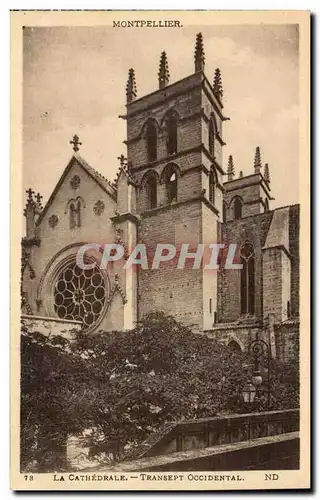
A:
[3,3,316,499]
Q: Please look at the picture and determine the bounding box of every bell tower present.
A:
[223,147,273,221]
[121,34,229,330]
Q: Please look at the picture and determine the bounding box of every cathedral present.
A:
[21,33,299,361]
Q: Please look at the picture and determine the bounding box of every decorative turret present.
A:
[239,170,243,178]
[24,188,43,239]
[264,163,270,184]
[126,68,137,104]
[24,188,35,215]
[158,51,170,89]
[114,154,137,188]
[194,32,205,72]
[227,155,235,181]
[254,146,262,174]
[213,68,223,103]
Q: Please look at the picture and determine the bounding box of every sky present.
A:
[23,24,299,210]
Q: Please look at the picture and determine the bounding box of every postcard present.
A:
[11,10,310,490]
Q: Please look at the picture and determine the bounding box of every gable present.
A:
[36,154,116,226]
[34,156,118,263]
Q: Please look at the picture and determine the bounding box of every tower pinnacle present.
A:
[194,33,205,72]
[227,155,235,181]
[213,68,223,102]
[23,188,43,239]
[158,51,170,89]
[126,68,137,104]
[254,146,262,174]
[264,163,270,184]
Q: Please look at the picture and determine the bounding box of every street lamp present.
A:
[241,382,256,404]
[247,332,271,410]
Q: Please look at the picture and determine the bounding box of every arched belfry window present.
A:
[165,111,178,156]
[240,242,255,315]
[168,172,177,203]
[162,164,178,204]
[234,197,243,220]
[146,173,157,209]
[146,120,157,163]
[209,119,215,157]
[209,170,215,205]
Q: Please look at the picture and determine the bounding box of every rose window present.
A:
[54,262,106,328]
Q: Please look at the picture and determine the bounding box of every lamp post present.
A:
[247,332,271,411]
[241,382,256,405]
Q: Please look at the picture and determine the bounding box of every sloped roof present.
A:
[74,153,117,196]
[36,153,117,226]
[114,165,139,188]
[263,206,290,254]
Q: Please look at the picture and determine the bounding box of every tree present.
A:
[20,312,299,471]
[20,325,95,471]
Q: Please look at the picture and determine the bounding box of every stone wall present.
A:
[134,408,299,459]
[104,432,299,472]
[68,410,299,471]
[289,204,300,317]
[21,314,82,339]
[274,319,299,362]
[138,200,204,328]
[204,321,261,352]
[262,248,291,322]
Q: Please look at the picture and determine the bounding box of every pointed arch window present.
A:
[228,340,242,352]
[146,173,157,209]
[168,172,177,203]
[69,200,82,229]
[70,203,76,229]
[240,242,255,315]
[209,119,215,157]
[287,300,291,318]
[223,201,227,222]
[165,111,178,156]
[162,164,178,204]
[265,197,269,212]
[234,197,243,219]
[209,170,215,205]
[146,120,157,163]
[77,200,81,227]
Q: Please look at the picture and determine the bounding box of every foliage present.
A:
[20,312,299,471]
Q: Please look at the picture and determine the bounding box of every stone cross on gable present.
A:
[26,188,34,200]
[70,134,82,152]
[35,192,43,210]
[117,154,127,168]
